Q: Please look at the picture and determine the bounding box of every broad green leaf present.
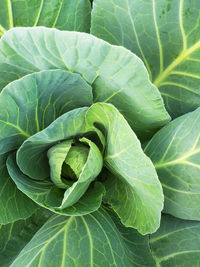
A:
[149,214,200,266]
[0,70,93,155]
[0,208,52,267]
[17,107,88,179]
[85,103,164,234]
[7,153,105,216]
[10,208,153,267]
[0,27,170,140]
[0,154,39,224]
[144,107,200,220]
[91,0,200,118]
[107,208,156,266]
[0,0,91,37]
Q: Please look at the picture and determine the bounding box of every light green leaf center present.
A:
[62,144,89,180]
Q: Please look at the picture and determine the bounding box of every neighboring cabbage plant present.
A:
[0,27,170,266]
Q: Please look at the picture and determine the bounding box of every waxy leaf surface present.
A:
[7,153,105,216]
[91,0,200,118]
[150,214,200,266]
[0,154,39,224]
[0,208,52,267]
[145,108,200,220]
[85,103,164,234]
[10,208,154,267]
[0,0,91,37]
[0,70,93,155]
[0,27,170,140]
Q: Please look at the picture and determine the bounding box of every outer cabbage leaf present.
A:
[107,208,156,266]
[16,107,89,180]
[0,154,39,224]
[0,27,170,140]
[91,0,200,118]
[10,208,155,267]
[149,214,200,266]
[0,70,93,155]
[7,152,105,216]
[0,208,52,267]
[145,107,200,220]
[0,0,91,37]
[85,103,164,235]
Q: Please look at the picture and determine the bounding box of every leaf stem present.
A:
[153,41,200,87]
[7,0,13,28]
[0,25,6,37]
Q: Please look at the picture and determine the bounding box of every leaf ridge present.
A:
[7,0,13,28]
[152,0,163,73]
[88,213,117,266]
[52,0,63,28]
[155,147,200,168]
[0,25,6,37]
[150,224,200,244]
[161,82,200,96]
[126,0,152,78]
[81,217,94,267]
[0,119,30,138]
[179,0,187,50]
[170,71,200,79]
[13,216,74,265]
[162,183,200,195]
[158,250,200,263]
[33,0,44,27]
[153,40,200,87]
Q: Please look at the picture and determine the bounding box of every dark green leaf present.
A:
[0,154,39,224]
[150,214,200,266]
[10,208,153,267]
[144,107,200,220]
[107,208,156,266]
[0,208,52,267]
[0,0,91,37]
[0,70,93,155]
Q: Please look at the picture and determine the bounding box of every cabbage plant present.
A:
[0,27,169,266]
[1,0,200,266]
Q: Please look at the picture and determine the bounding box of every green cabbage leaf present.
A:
[0,0,91,37]
[145,108,200,220]
[91,0,200,118]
